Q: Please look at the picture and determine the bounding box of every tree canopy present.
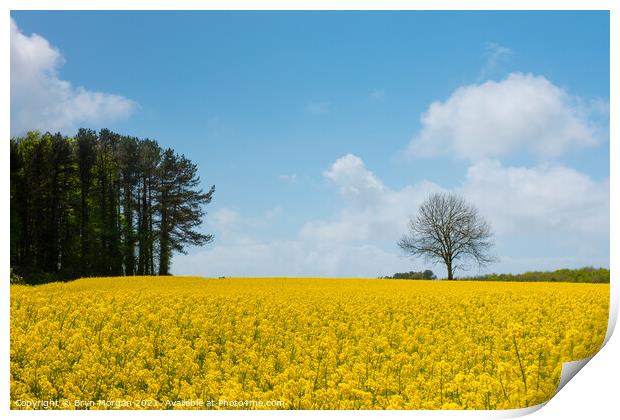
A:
[10,129,214,284]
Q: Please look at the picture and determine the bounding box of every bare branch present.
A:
[397,192,495,279]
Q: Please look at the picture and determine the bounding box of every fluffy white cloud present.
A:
[408,73,598,160]
[322,154,386,206]
[302,154,441,243]
[10,19,137,136]
[173,202,412,278]
[459,160,609,236]
[173,154,608,278]
[307,156,608,245]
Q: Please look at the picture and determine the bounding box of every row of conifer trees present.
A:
[10,128,214,283]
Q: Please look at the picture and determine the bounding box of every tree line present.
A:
[469,267,610,283]
[10,129,214,284]
[379,267,608,283]
[381,270,437,280]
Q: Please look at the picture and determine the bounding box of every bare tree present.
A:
[398,192,495,280]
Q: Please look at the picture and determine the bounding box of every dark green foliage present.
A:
[383,270,437,280]
[10,268,24,285]
[75,128,98,274]
[10,129,215,284]
[156,149,214,275]
[469,267,610,283]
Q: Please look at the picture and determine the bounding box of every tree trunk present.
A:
[80,185,89,274]
[123,183,135,276]
[158,231,169,276]
[137,177,148,275]
[148,178,155,275]
[158,192,169,276]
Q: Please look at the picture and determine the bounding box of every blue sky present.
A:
[10,11,610,277]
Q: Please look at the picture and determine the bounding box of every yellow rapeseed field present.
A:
[10,277,609,410]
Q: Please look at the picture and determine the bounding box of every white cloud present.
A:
[278,174,298,184]
[478,42,512,80]
[458,160,609,236]
[210,206,283,237]
[174,154,608,278]
[10,19,137,136]
[307,156,608,245]
[211,208,242,231]
[174,202,413,278]
[407,73,599,160]
[173,238,408,278]
[305,101,330,114]
[172,156,442,277]
[322,154,386,207]
[302,154,441,243]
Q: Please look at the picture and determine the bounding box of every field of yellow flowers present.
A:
[10,277,609,410]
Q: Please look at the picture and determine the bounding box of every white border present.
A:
[2,1,617,419]
[0,0,616,11]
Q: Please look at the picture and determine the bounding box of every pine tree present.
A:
[136,139,161,275]
[118,136,139,276]
[75,129,97,275]
[157,150,215,275]
[10,128,215,283]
